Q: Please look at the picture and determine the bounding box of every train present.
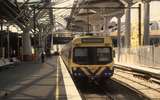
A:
[61,35,115,81]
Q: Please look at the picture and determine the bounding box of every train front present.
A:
[71,37,115,81]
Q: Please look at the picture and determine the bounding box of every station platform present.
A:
[0,56,81,100]
[0,58,18,67]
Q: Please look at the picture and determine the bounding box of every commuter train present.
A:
[61,35,115,81]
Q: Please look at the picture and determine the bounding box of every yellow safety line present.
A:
[56,57,59,100]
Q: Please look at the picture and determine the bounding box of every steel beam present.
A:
[125,0,131,48]
[143,0,150,45]
[117,15,122,61]
[33,6,139,9]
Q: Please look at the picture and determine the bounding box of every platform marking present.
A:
[56,58,59,100]
[59,56,82,100]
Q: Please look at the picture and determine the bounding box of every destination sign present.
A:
[81,38,104,43]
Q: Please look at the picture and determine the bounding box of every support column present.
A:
[117,15,122,61]
[92,25,101,36]
[103,17,111,35]
[7,26,10,59]
[143,0,150,45]
[0,19,3,58]
[92,25,96,32]
[0,19,3,31]
[125,1,131,48]
[22,28,32,61]
[0,34,2,58]
[92,25,100,32]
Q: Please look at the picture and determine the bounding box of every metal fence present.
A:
[115,46,160,69]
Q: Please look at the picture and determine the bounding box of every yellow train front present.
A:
[61,35,115,81]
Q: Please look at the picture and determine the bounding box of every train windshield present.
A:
[73,47,112,65]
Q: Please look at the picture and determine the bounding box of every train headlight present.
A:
[91,76,96,80]
[108,72,112,75]
[73,72,81,76]
[104,69,112,76]
[78,73,81,76]
[104,72,108,76]
[74,73,77,76]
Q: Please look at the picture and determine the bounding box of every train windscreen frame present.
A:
[73,47,112,65]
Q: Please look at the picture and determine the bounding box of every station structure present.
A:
[0,0,160,100]
[0,0,158,61]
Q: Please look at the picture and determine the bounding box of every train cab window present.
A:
[74,48,88,57]
[73,47,112,65]
[74,48,88,64]
[97,48,112,63]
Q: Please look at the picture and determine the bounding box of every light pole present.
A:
[7,25,10,59]
[0,19,3,58]
[117,15,122,62]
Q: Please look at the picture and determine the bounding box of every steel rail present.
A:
[114,73,160,93]
[93,81,115,100]
[32,6,139,9]
[111,77,151,100]
[114,64,160,80]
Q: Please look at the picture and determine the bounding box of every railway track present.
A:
[112,68,160,100]
[75,80,115,100]
[87,81,115,100]
[114,64,160,80]
[74,78,148,100]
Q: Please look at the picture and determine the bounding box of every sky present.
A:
[132,1,160,21]
[149,1,160,21]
